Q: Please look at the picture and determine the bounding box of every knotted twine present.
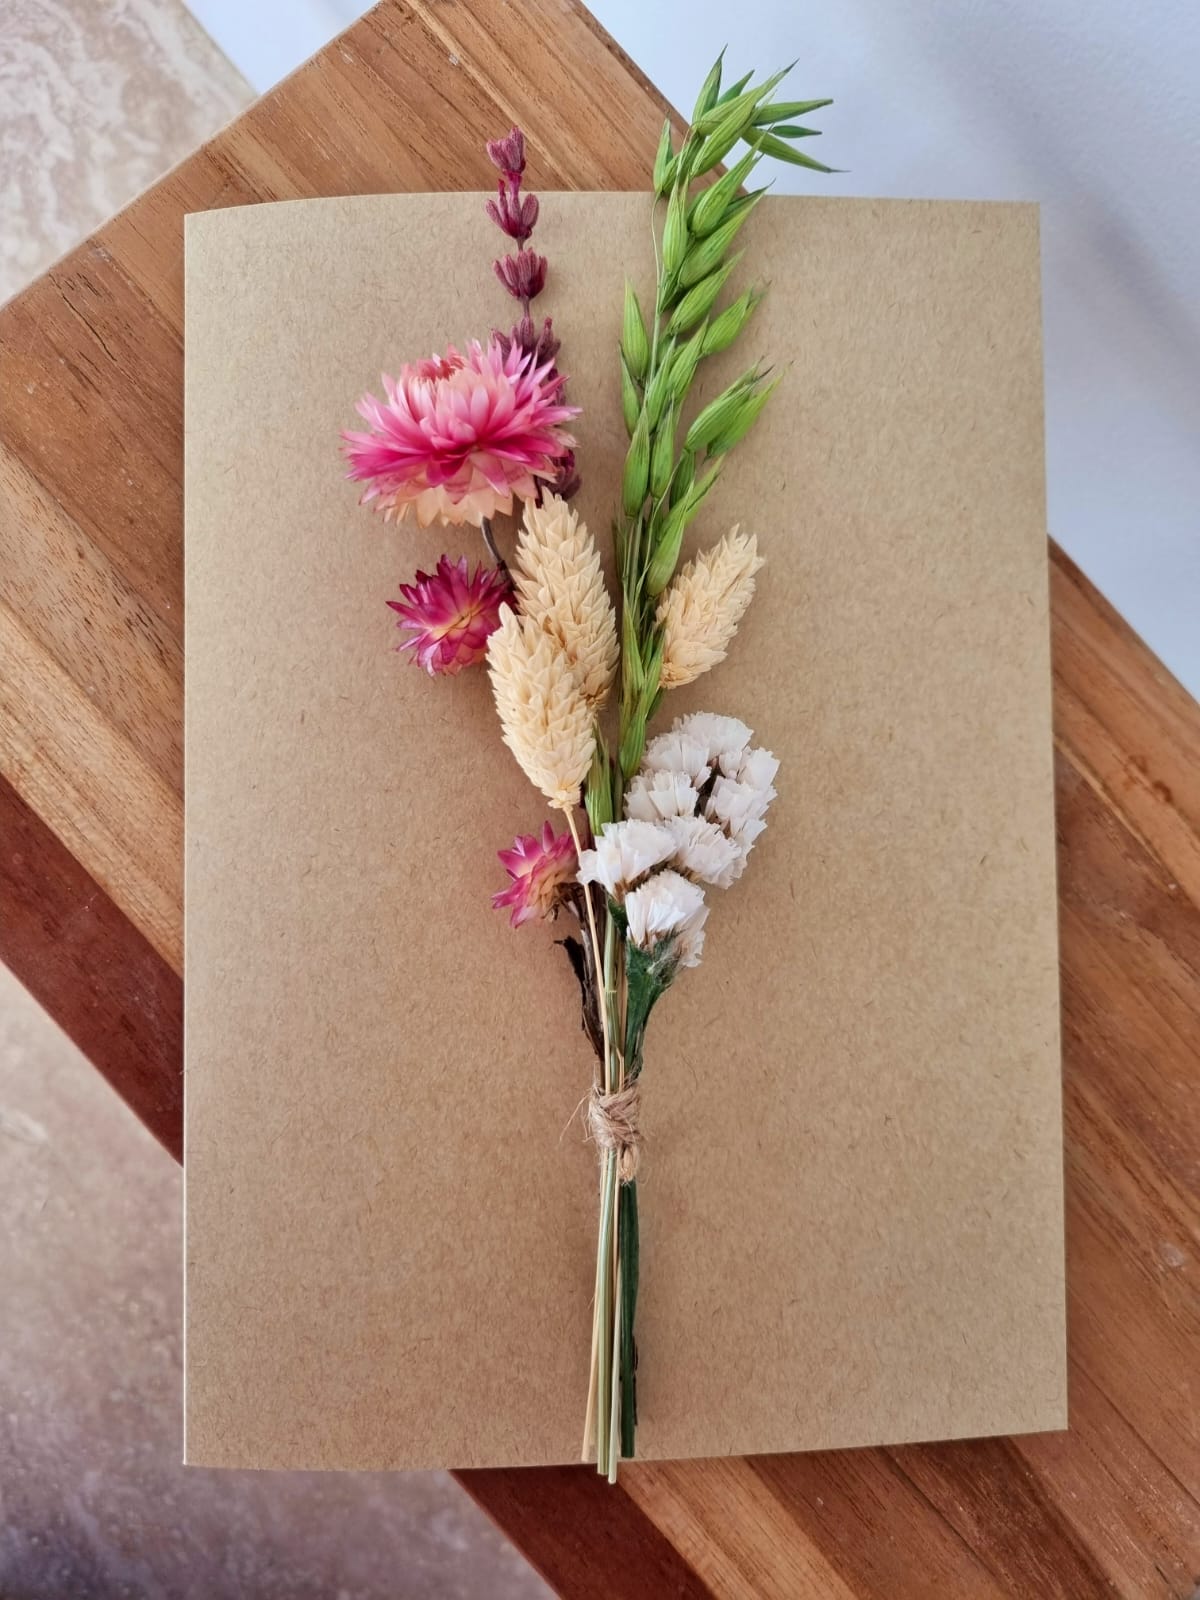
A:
[586,1081,642,1182]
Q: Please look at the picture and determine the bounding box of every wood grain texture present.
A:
[460,1467,716,1599]
[0,1,1196,1594]
[0,775,183,1159]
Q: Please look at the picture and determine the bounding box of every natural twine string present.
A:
[586,1082,642,1182]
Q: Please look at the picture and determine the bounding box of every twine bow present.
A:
[587,1082,642,1182]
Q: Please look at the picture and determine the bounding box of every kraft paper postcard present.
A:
[184,178,1064,1472]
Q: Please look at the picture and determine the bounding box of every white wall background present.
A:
[190,0,1200,697]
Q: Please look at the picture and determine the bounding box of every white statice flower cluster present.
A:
[578,817,676,892]
[576,712,779,973]
[623,870,708,970]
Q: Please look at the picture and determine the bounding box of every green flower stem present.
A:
[593,1147,618,1476]
[608,1250,622,1481]
[587,50,832,1473]
[592,146,680,1475]
[586,857,626,1477]
[618,1179,640,1458]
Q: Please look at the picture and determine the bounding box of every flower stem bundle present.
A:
[340,51,832,1481]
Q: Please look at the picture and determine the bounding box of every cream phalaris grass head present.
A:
[657,527,763,688]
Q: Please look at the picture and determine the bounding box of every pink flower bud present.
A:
[492,317,553,366]
[485,180,538,244]
[493,249,547,302]
[512,315,538,354]
[485,196,506,234]
[489,324,515,361]
[498,315,558,364]
[539,448,581,502]
[485,126,526,180]
[530,315,560,366]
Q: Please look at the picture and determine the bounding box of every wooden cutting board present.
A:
[1,2,1197,1593]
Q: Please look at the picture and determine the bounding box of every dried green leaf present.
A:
[618,710,648,781]
[689,148,760,237]
[678,194,761,287]
[621,600,644,694]
[650,404,677,499]
[692,63,792,140]
[701,287,763,355]
[622,280,650,380]
[687,458,723,509]
[714,70,753,106]
[691,123,747,177]
[691,48,725,122]
[645,504,686,596]
[665,254,741,336]
[643,356,676,429]
[661,186,690,277]
[619,351,640,435]
[645,462,722,594]
[585,735,614,834]
[757,132,835,173]
[622,411,651,516]
[706,373,782,454]
[652,118,675,197]
[683,368,760,454]
[667,324,706,403]
[670,448,695,506]
[750,97,832,125]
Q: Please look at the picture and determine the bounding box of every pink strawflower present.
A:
[492,822,578,927]
[343,338,579,527]
[410,353,463,381]
[387,555,512,676]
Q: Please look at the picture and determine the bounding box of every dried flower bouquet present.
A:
[342,54,832,1479]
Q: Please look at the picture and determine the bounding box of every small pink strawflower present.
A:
[387,555,512,676]
[342,338,579,528]
[492,822,577,927]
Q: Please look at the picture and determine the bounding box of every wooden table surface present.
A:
[2,2,1198,1594]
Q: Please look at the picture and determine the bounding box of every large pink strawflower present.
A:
[492,822,577,927]
[343,338,579,528]
[387,555,512,676]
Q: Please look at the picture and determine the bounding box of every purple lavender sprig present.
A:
[484,127,580,501]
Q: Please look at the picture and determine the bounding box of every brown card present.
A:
[183,193,1064,1470]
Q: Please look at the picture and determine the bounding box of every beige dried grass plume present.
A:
[487,603,596,808]
[656,526,764,688]
[513,494,618,708]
